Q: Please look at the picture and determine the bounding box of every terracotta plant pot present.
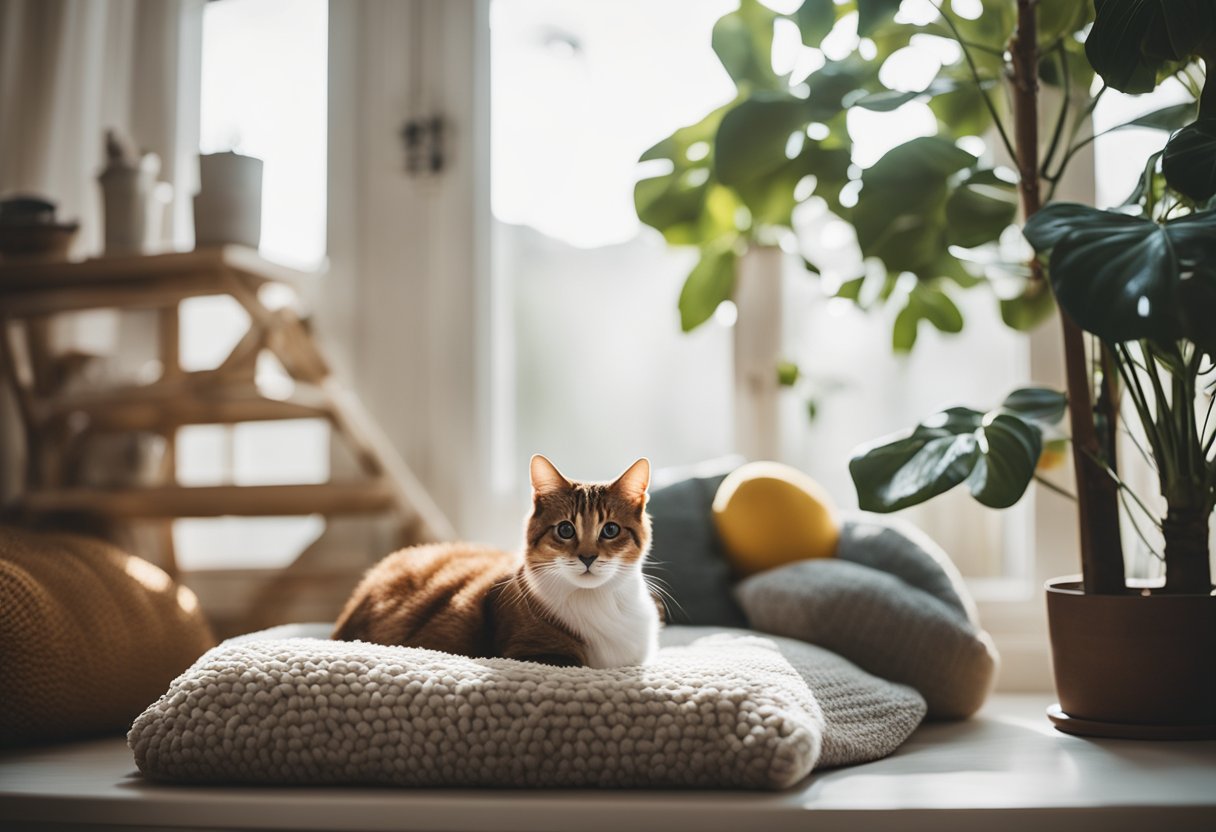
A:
[1045,578,1216,739]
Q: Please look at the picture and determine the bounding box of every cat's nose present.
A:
[578,554,598,568]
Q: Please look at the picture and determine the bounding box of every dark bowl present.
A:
[0,222,79,261]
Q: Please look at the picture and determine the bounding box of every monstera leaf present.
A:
[849,387,1063,512]
[1162,119,1216,203]
[1086,0,1215,94]
[1024,203,1216,345]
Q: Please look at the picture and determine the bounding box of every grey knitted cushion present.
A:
[129,624,925,789]
[737,514,997,720]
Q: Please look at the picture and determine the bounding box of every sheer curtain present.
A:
[0,0,204,502]
[0,0,204,255]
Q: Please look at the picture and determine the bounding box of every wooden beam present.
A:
[158,303,181,380]
[35,380,331,431]
[20,481,396,518]
[41,394,330,433]
[322,378,456,542]
[0,248,227,290]
[0,273,222,316]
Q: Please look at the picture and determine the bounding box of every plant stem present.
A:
[1034,473,1076,501]
[1039,42,1071,178]
[932,1,1018,162]
[1162,503,1212,592]
[1012,0,1125,593]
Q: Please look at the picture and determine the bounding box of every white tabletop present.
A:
[2,695,1214,832]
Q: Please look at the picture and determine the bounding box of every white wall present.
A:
[324,0,491,542]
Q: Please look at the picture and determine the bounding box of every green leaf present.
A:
[804,56,878,122]
[1162,119,1216,203]
[1024,203,1216,343]
[945,170,1018,248]
[935,253,983,288]
[678,245,737,332]
[856,0,902,38]
[930,69,997,138]
[892,302,920,352]
[635,105,732,244]
[892,284,963,352]
[836,276,865,300]
[1037,0,1091,47]
[849,404,1043,512]
[1120,102,1199,132]
[850,407,984,511]
[854,138,978,273]
[947,0,1016,72]
[712,0,780,90]
[777,360,800,387]
[965,414,1043,508]
[1000,387,1067,425]
[715,94,809,189]
[806,398,819,423]
[794,0,837,49]
[1085,0,1215,94]
[916,286,964,333]
[1039,37,1096,91]
[999,283,1056,331]
[851,78,967,112]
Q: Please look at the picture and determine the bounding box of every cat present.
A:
[332,455,660,668]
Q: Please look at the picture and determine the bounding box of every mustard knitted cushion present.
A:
[0,526,215,746]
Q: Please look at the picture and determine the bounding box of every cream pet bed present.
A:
[130,625,924,789]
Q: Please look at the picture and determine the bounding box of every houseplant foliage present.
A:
[637,0,1216,733]
[851,0,1216,599]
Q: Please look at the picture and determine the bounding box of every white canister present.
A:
[194,151,263,248]
[98,152,168,255]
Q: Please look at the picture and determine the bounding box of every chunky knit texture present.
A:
[129,625,925,789]
[0,527,215,746]
[737,514,998,720]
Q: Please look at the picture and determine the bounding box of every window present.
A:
[176,0,329,571]
[488,0,1028,582]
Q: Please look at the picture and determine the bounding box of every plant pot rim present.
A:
[1045,576,1216,598]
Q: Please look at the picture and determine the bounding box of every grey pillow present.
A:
[644,474,748,628]
[129,624,925,788]
[737,515,997,720]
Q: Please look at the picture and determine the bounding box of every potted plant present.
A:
[636,0,1215,737]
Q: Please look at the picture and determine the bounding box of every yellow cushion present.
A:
[712,462,841,577]
[0,527,215,746]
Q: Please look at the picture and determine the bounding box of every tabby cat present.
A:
[332,455,660,668]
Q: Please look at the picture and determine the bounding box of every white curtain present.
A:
[0,0,203,504]
[0,0,204,255]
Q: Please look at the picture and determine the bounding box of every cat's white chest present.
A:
[554,577,659,669]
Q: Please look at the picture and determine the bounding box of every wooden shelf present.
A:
[0,246,309,292]
[37,383,331,432]
[19,481,397,518]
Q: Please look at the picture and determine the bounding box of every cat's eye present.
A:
[601,522,620,540]
[556,521,576,540]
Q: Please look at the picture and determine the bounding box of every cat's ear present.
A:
[612,458,650,505]
[530,454,571,496]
